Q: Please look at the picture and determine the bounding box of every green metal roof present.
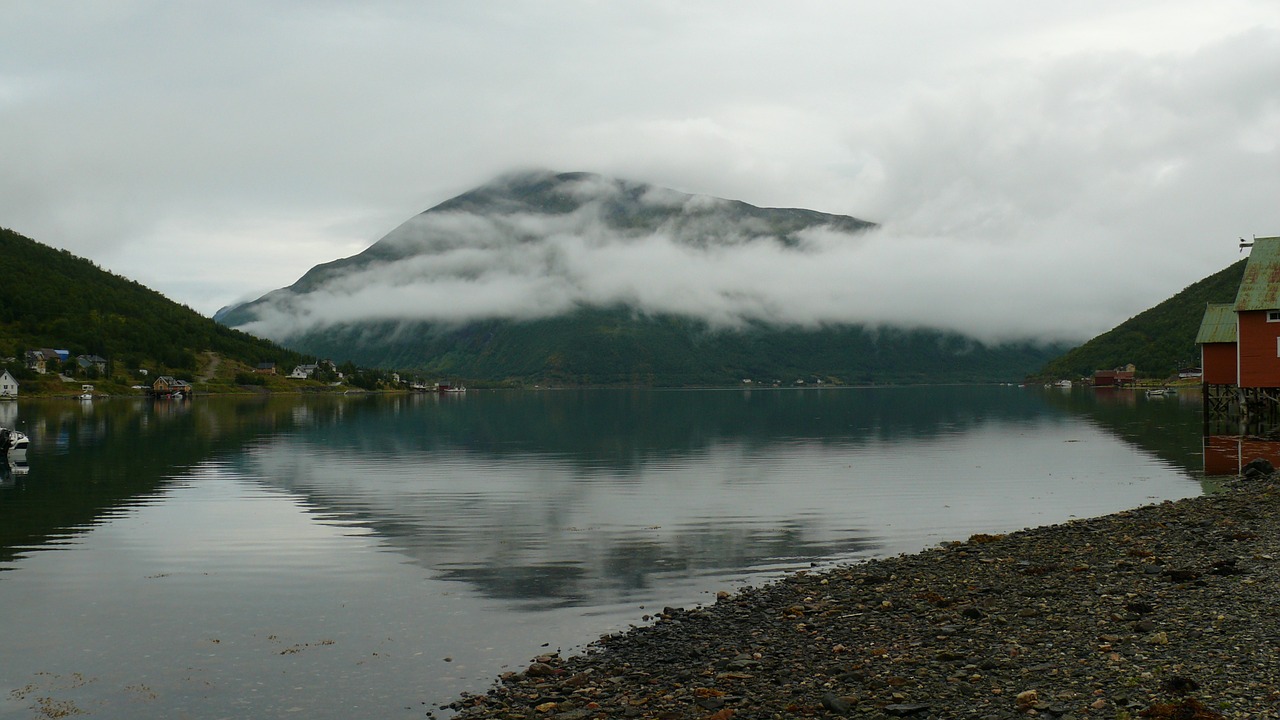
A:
[1195,302,1237,344]
[1234,236,1280,311]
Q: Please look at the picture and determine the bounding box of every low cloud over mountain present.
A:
[222,171,1088,346]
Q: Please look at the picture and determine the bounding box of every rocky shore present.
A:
[448,471,1280,720]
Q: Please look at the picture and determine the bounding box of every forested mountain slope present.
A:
[1039,258,1247,380]
[0,226,302,373]
[282,307,1064,386]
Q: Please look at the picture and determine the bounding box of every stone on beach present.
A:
[450,472,1280,719]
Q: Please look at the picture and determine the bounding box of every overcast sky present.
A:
[2,2,1277,342]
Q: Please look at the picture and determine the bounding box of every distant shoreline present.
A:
[2,377,1204,400]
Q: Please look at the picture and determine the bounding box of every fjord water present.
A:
[0,387,1206,718]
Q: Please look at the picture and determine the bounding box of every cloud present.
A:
[231,177,1064,344]
[232,24,1280,346]
[237,222,1084,344]
[1,2,1277,328]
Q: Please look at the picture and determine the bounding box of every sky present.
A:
[2,2,1277,344]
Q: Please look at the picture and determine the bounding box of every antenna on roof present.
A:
[1241,235,1254,251]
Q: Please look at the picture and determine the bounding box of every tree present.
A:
[314,362,337,383]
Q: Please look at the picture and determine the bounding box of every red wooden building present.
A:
[1092,366,1136,387]
[1197,236,1280,425]
[1233,236,1280,386]
[1195,302,1237,386]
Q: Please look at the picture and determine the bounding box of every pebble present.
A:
[450,473,1280,719]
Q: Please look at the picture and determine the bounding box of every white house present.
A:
[289,364,318,379]
[0,370,18,399]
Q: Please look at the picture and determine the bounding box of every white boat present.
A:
[0,426,29,454]
[1145,388,1175,397]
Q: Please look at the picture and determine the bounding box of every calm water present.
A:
[0,387,1212,718]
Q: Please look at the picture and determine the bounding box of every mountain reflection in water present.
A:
[227,387,1205,607]
[0,387,1208,718]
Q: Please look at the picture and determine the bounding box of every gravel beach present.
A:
[448,471,1280,720]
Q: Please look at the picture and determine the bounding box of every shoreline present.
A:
[448,474,1279,720]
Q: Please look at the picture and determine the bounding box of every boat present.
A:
[80,384,94,400]
[0,426,29,454]
[1145,388,1175,397]
[435,383,466,394]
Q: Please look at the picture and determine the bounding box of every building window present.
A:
[1268,310,1280,322]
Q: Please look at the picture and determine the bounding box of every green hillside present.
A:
[0,226,304,380]
[1039,258,1247,380]
[279,307,1066,386]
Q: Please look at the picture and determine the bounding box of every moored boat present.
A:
[0,426,29,454]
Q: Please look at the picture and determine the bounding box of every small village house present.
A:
[24,348,68,374]
[0,370,17,399]
[289,364,318,379]
[254,362,276,375]
[1092,364,1136,387]
[75,354,108,375]
[151,375,193,397]
[23,351,45,374]
[289,360,342,380]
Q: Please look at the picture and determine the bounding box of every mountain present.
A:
[219,171,1065,385]
[215,170,876,329]
[0,226,303,375]
[1038,258,1247,380]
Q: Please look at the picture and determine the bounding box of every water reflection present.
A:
[244,441,883,608]
[1036,386,1205,472]
[0,388,1211,587]
[222,387,1207,608]
[0,396,346,568]
[294,386,1055,467]
[1204,434,1280,476]
[0,388,1213,718]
